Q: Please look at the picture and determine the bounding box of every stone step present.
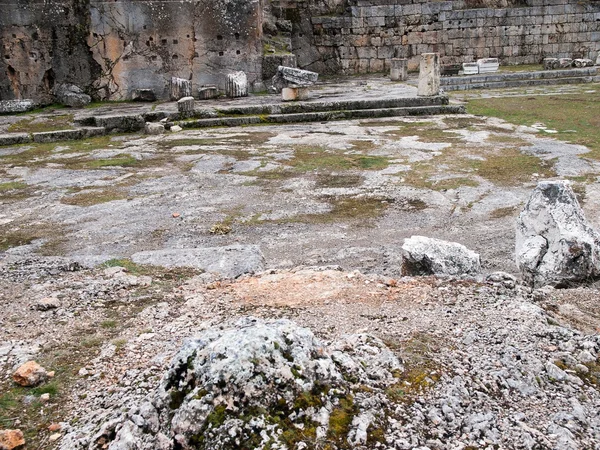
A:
[442,75,600,92]
[213,95,449,116]
[441,67,598,86]
[174,104,465,129]
[0,127,106,146]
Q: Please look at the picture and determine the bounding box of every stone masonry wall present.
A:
[0,0,263,101]
[1,0,599,102]
[272,0,600,74]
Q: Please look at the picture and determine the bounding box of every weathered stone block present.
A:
[177,96,195,116]
[198,86,219,100]
[94,115,145,132]
[55,84,91,108]
[0,133,32,146]
[170,77,192,101]
[131,89,157,102]
[390,58,408,81]
[272,66,319,92]
[145,122,165,135]
[0,100,36,115]
[418,53,440,96]
[226,72,248,98]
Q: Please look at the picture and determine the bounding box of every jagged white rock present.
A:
[516,180,600,287]
[401,235,481,276]
[65,318,402,450]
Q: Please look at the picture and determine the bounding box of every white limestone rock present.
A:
[82,318,402,450]
[516,180,600,288]
[402,235,481,276]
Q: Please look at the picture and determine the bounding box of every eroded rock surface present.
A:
[63,318,402,450]
[402,235,481,276]
[516,181,600,288]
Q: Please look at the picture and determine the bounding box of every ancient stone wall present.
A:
[1,0,599,102]
[272,0,600,74]
[0,0,263,101]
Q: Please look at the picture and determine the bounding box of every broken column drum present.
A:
[226,72,248,98]
[417,53,440,97]
[170,77,192,101]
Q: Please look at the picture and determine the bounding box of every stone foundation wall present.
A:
[273,0,600,74]
[0,0,263,101]
[1,0,599,102]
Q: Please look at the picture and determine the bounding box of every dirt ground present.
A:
[2,81,600,448]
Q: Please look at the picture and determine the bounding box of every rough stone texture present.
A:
[262,54,297,81]
[0,133,32,146]
[12,361,48,387]
[170,77,192,101]
[543,58,559,70]
[93,115,145,133]
[516,181,600,288]
[131,89,157,102]
[573,58,594,68]
[144,122,165,135]
[198,86,218,100]
[477,58,499,73]
[281,87,299,101]
[225,71,248,98]
[2,0,599,100]
[0,100,36,114]
[54,84,91,108]
[131,245,265,279]
[417,53,440,97]
[390,58,408,82]
[272,65,319,92]
[177,96,195,117]
[283,0,600,75]
[0,429,25,450]
[402,235,481,276]
[0,0,263,102]
[69,318,402,450]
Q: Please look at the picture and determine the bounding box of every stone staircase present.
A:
[441,67,600,91]
[171,95,464,130]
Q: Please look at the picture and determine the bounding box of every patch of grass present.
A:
[101,258,202,281]
[210,222,233,235]
[100,320,118,329]
[60,188,128,206]
[102,258,145,274]
[466,90,600,158]
[81,336,104,348]
[1,135,120,167]
[315,173,364,188]
[86,154,137,168]
[289,145,390,172]
[328,394,357,444]
[489,206,519,219]
[0,181,27,191]
[383,332,443,405]
[469,148,555,185]
[292,196,392,225]
[486,133,530,145]
[7,114,74,133]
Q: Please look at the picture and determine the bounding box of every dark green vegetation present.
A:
[466,89,600,159]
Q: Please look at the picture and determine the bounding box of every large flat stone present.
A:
[131,245,266,278]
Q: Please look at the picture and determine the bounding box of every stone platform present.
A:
[0,76,464,145]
